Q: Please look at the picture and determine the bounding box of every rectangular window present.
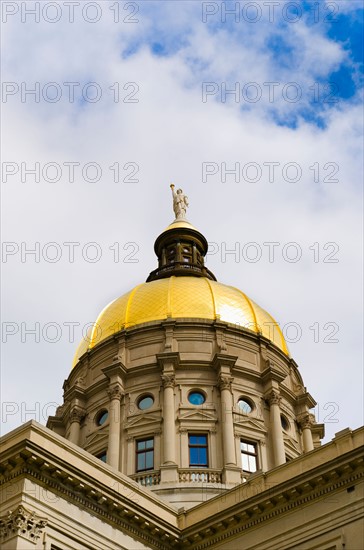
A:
[96,450,107,462]
[189,434,208,467]
[136,438,154,472]
[240,440,258,473]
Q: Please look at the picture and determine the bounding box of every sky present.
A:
[1,0,363,442]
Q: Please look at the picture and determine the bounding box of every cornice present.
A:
[279,384,303,406]
[261,361,287,386]
[81,377,110,400]
[212,353,238,371]
[0,423,178,512]
[73,316,294,376]
[257,333,291,362]
[63,384,86,402]
[180,452,364,548]
[0,444,179,550]
[174,359,213,369]
[296,391,317,409]
[230,364,262,384]
[157,352,181,370]
[102,360,128,381]
[312,422,326,440]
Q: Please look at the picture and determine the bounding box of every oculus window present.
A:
[281,414,290,431]
[237,398,253,414]
[137,395,154,410]
[188,391,205,405]
[96,410,108,426]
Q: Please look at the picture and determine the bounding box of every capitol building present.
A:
[1,188,363,549]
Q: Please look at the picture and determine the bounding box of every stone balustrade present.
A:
[178,469,222,483]
[131,469,224,486]
[130,470,161,486]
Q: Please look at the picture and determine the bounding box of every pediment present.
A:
[85,430,108,447]
[234,416,265,430]
[179,410,217,423]
[125,413,162,430]
[283,433,299,450]
[234,417,267,433]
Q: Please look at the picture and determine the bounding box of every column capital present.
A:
[70,406,86,424]
[0,505,47,543]
[218,374,233,392]
[266,389,282,407]
[297,413,315,430]
[161,374,175,389]
[107,383,124,401]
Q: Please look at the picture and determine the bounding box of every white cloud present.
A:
[1,1,362,440]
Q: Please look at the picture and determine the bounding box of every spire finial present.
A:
[170,183,189,220]
[146,187,216,282]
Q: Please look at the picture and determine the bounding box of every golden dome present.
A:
[72,276,289,367]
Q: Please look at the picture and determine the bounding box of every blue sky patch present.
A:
[266,34,296,70]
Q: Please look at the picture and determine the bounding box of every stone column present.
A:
[161,374,176,465]
[299,413,314,452]
[157,353,180,483]
[69,406,84,445]
[213,354,241,485]
[107,383,123,469]
[268,390,286,467]
[296,392,319,452]
[159,373,179,483]
[218,375,236,466]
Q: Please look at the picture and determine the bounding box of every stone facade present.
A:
[0,422,363,549]
[47,317,324,508]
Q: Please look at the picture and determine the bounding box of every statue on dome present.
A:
[170,184,189,220]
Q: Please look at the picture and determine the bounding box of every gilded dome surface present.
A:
[73,276,289,366]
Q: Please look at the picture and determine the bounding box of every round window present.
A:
[96,410,108,426]
[281,414,290,431]
[238,398,253,414]
[188,391,205,405]
[138,395,154,410]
